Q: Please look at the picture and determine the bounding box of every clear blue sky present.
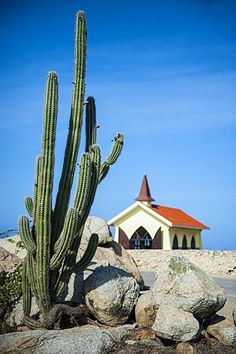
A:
[0,0,235,249]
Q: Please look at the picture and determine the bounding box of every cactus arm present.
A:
[99,133,124,183]
[73,153,92,212]
[27,253,39,303]
[55,233,98,299]
[53,11,87,241]
[85,96,97,152]
[50,208,79,270]
[33,155,43,224]
[106,133,124,164]
[79,144,101,227]
[54,145,101,299]
[54,228,84,299]
[22,257,32,316]
[36,72,58,315]
[24,197,33,218]
[73,233,98,273]
[18,216,36,253]
[99,162,110,182]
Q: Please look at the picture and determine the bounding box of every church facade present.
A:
[107,175,209,250]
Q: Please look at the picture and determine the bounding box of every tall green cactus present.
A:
[18,11,124,328]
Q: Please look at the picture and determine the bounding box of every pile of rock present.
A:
[135,255,236,347]
[0,218,236,353]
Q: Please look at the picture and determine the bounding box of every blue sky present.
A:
[0,0,235,249]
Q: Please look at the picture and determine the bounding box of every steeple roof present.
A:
[135,175,155,202]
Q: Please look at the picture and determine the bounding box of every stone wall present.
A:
[128,250,236,277]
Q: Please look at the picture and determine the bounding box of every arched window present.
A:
[134,235,141,248]
[172,234,178,249]
[182,235,187,249]
[130,227,152,249]
[144,234,151,247]
[191,236,196,249]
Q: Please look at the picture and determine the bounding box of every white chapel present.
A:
[108,175,209,250]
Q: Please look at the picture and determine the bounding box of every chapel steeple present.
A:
[135,175,155,206]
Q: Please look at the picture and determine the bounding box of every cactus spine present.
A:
[18,11,123,328]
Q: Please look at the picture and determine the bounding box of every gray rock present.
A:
[0,246,21,273]
[151,256,226,320]
[62,241,144,302]
[91,241,144,288]
[152,304,200,342]
[0,324,125,354]
[82,216,112,245]
[207,315,236,345]
[84,266,139,326]
[135,291,156,328]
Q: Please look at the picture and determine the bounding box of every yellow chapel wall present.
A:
[113,207,172,249]
[169,227,202,249]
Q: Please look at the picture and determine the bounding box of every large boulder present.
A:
[152,304,200,342]
[82,216,112,245]
[89,241,144,288]
[0,324,135,354]
[61,240,144,302]
[151,256,227,320]
[84,266,139,326]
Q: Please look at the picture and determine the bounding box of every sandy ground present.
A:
[128,249,236,278]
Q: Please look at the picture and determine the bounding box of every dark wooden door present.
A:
[118,228,130,249]
[153,227,162,249]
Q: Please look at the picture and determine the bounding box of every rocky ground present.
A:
[102,327,236,354]
[128,249,236,278]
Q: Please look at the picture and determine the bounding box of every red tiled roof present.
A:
[150,204,209,230]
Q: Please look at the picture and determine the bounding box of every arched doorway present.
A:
[130,227,152,249]
[182,235,187,249]
[172,234,178,249]
[191,236,196,249]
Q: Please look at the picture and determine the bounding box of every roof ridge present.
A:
[151,204,181,211]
